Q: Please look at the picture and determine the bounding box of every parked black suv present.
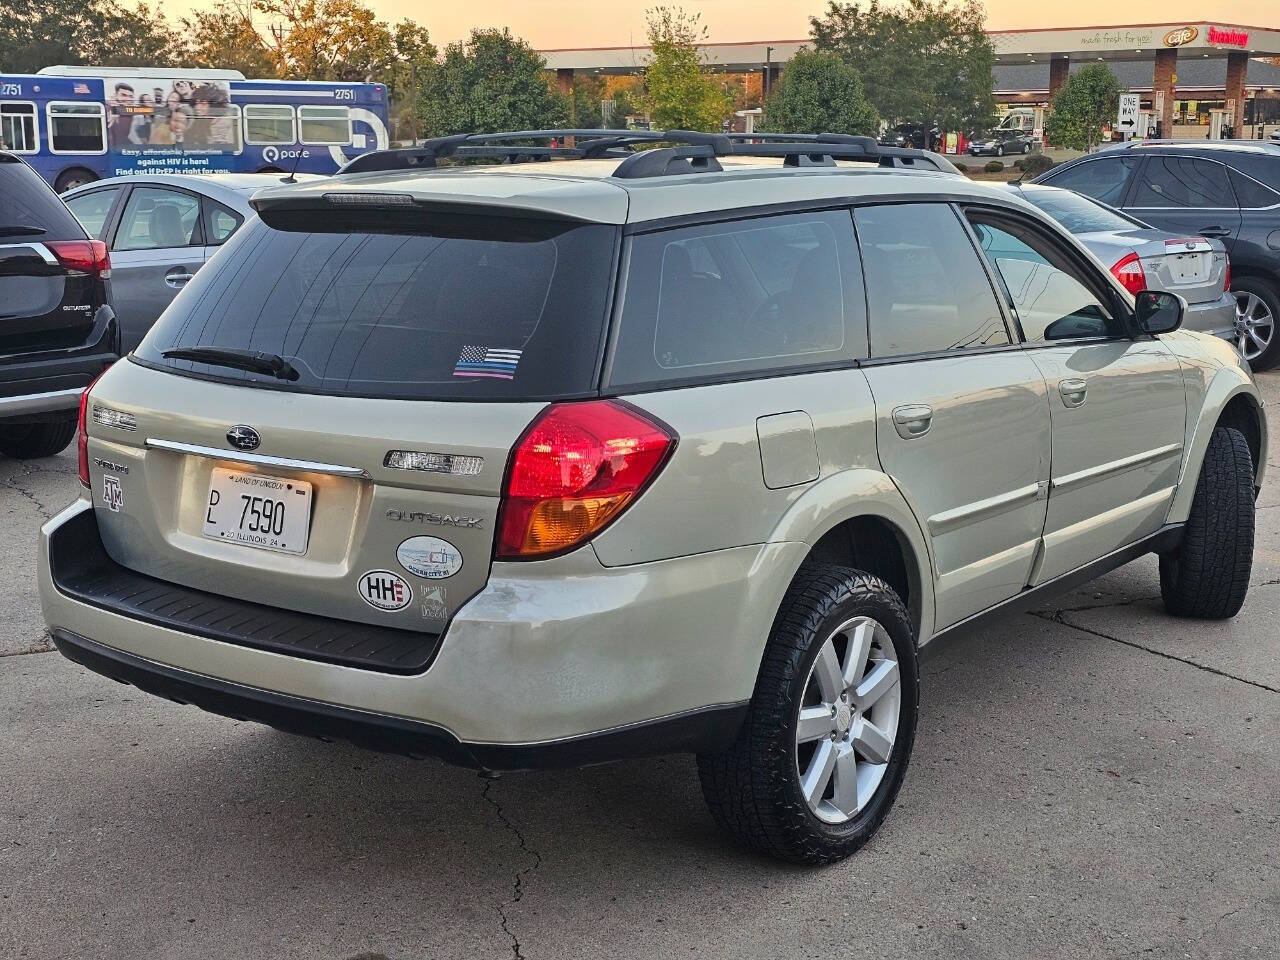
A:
[0,153,117,458]
[1034,141,1280,369]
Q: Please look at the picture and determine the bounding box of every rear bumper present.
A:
[41,500,799,766]
[1181,292,1237,342]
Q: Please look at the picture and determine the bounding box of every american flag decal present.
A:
[453,346,522,380]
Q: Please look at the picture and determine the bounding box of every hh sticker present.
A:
[397,536,464,580]
[357,570,412,611]
[102,475,124,512]
[453,346,521,380]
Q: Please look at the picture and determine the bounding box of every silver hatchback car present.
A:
[40,131,1266,863]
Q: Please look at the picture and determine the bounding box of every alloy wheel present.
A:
[1234,290,1275,362]
[795,616,902,825]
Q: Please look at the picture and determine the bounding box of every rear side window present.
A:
[1042,156,1137,206]
[855,203,1009,357]
[202,199,243,244]
[0,158,88,240]
[1229,169,1280,209]
[135,210,618,401]
[609,210,864,388]
[1131,157,1234,209]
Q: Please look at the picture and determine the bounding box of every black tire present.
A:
[1231,276,1280,371]
[54,167,98,194]
[1022,141,1031,154]
[1160,425,1254,619]
[0,414,78,459]
[697,564,919,864]
[995,144,1004,157]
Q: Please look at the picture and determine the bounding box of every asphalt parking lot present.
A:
[2,377,1278,960]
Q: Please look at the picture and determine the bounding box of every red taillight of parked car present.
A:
[47,240,111,279]
[1224,255,1231,293]
[1110,251,1146,296]
[76,369,109,488]
[496,400,676,560]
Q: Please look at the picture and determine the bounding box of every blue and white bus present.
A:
[0,66,390,192]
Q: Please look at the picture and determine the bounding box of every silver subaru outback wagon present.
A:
[39,131,1265,864]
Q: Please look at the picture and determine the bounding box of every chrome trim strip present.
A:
[1050,442,1183,494]
[0,387,83,415]
[0,241,57,265]
[927,481,1043,535]
[144,438,371,479]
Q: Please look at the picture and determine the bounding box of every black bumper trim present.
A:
[51,630,748,770]
[48,508,442,674]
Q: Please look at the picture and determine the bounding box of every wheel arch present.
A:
[1167,372,1267,524]
[763,469,936,646]
[53,165,100,193]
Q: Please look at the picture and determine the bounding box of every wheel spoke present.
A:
[831,747,861,816]
[854,659,900,710]
[812,639,843,702]
[841,620,874,690]
[1238,330,1249,356]
[797,705,834,743]
[1249,328,1269,350]
[850,716,893,764]
[801,739,837,805]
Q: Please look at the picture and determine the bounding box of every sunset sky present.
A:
[158,0,1279,48]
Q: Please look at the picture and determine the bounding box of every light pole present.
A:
[765,46,774,100]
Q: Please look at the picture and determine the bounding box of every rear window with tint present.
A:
[134,209,618,401]
[0,157,88,241]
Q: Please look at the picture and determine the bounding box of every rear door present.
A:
[85,206,618,632]
[1123,154,1242,252]
[854,202,1052,629]
[964,207,1186,585]
[107,185,207,353]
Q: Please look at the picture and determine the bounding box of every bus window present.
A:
[298,105,350,145]
[48,102,106,153]
[244,104,295,144]
[1,102,38,153]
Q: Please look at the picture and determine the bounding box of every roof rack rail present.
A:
[337,128,959,179]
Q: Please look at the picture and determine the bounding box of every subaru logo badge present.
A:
[226,425,261,451]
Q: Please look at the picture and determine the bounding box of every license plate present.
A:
[202,468,313,556]
[1171,252,1208,283]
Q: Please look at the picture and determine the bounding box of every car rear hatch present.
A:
[82,196,621,640]
[0,156,107,355]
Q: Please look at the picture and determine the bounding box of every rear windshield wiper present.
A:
[0,225,47,237]
[162,346,300,381]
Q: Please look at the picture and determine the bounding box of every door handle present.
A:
[1058,378,1088,408]
[891,404,933,439]
[164,270,195,288]
[1198,226,1232,239]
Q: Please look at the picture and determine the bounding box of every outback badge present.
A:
[226,425,261,451]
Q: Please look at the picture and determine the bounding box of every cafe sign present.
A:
[1163,26,1198,47]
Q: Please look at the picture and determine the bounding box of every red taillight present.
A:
[47,240,110,278]
[496,400,676,560]
[77,368,109,488]
[1224,255,1231,293]
[1110,251,1146,296]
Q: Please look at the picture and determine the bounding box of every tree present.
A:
[1045,63,1123,152]
[810,0,996,136]
[420,28,568,136]
[643,6,731,132]
[181,0,276,77]
[762,49,877,135]
[256,0,397,81]
[0,0,179,73]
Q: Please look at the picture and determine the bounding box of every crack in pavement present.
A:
[2,460,59,522]
[1031,594,1157,617]
[1032,611,1280,695]
[479,773,542,960]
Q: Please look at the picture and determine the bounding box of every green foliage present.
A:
[572,73,607,129]
[1045,62,1123,152]
[420,28,568,136]
[1019,153,1056,176]
[761,49,878,135]
[809,0,996,134]
[0,0,179,73]
[953,161,968,172]
[643,6,731,132]
[983,159,1004,172]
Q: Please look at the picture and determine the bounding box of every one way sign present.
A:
[1117,93,1140,137]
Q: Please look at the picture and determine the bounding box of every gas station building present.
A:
[541,21,1280,141]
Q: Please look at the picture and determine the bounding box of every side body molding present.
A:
[766,467,937,646]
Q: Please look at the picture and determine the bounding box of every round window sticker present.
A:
[397,536,464,580]
[357,570,413,611]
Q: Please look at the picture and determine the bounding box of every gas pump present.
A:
[1208,110,1231,139]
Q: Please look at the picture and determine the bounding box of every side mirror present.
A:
[1134,289,1185,335]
